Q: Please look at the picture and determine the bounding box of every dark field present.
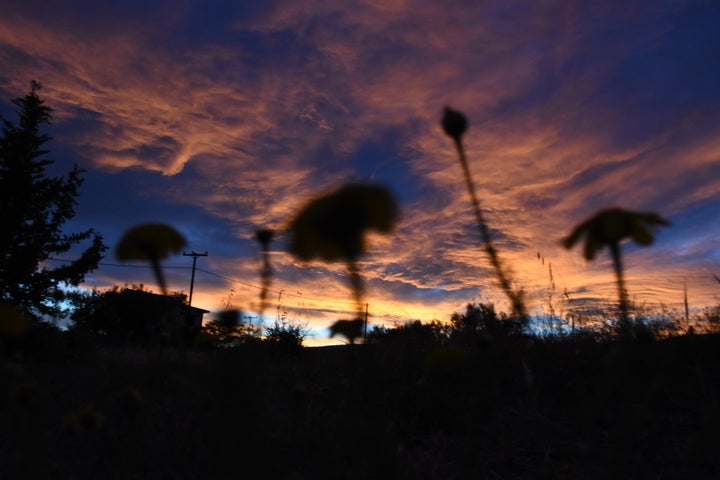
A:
[2,333,720,479]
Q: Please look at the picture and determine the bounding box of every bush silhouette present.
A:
[264,320,307,352]
[450,302,523,345]
[202,309,256,348]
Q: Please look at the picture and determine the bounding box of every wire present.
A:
[47,257,359,307]
[47,257,190,269]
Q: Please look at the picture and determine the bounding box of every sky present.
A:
[1,0,719,345]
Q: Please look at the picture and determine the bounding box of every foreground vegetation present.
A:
[2,307,720,479]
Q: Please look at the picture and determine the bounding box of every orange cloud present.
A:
[2,1,718,339]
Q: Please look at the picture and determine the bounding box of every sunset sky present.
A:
[1,0,719,345]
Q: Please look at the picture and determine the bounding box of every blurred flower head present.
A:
[255,229,275,249]
[63,405,105,432]
[288,183,399,263]
[115,223,186,262]
[563,207,669,260]
[441,107,468,141]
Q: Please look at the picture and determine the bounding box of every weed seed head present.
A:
[441,107,468,141]
[255,229,275,249]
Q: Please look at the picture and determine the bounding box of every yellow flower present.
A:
[288,183,398,263]
[63,406,105,432]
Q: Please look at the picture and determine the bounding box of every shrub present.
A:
[264,321,308,353]
[450,303,523,345]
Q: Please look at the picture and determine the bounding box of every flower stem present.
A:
[610,242,630,333]
[453,137,528,322]
[149,254,167,296]
[347,259,365,318]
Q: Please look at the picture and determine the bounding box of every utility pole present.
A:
[183,251,208,306]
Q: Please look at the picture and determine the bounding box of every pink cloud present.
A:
[2,1,718,337]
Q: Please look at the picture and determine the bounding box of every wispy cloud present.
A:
[1,0,719,341]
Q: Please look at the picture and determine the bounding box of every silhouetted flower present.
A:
[255,229,275,249]
[441,107,468,142]
[116,223,186,295]
[440,107,528,323]
[288,183,398,318]
[255,229,275,316]
[564,207,669,331]
[563,207,669,260]
[289,183,398,263]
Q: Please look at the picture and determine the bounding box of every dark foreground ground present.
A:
[2,333,720,479]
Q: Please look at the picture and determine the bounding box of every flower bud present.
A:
[441,107,468,141]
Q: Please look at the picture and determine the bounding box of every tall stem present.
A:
[259,248,272,316]
[149,253,167,296]
[255,230,274,318]
[347,259,365,318]
[454,138,528,322]
[610,242,630,331]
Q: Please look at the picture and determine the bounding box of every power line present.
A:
[47,257,359,307]
[47,257,190,269]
